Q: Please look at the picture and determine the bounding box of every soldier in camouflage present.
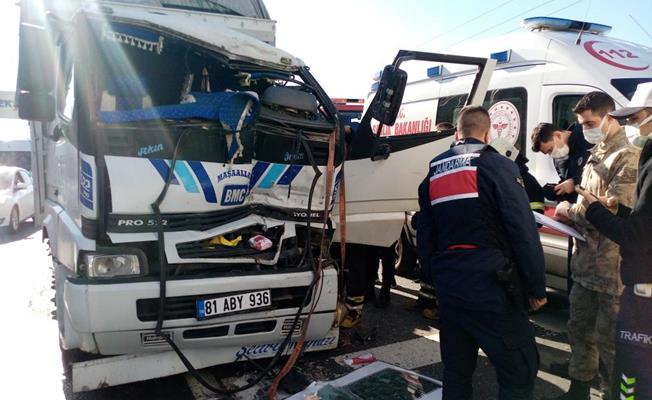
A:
[554,92,640,400]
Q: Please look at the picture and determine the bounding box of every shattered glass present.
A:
[316,368,441,400]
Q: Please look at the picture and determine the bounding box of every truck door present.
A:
[335,51,495,247]
[16,0,56,226]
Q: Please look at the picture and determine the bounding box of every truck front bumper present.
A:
[61,266,338,355]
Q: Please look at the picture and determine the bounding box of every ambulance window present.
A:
[436,94,468,126]
[483,87,528,151]
[553,95,583,131]
[611,78,652,100]
[436,88,528,150]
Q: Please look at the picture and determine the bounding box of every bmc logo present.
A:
[221,185,249,206]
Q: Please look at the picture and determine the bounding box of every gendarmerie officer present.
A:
[417,105,547,400]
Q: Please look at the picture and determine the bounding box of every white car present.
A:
[0,166,34,232]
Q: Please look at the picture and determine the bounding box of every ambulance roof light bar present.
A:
[522,17,612,35]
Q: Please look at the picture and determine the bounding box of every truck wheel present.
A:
[395,231,417,277]
[9,206,20,233]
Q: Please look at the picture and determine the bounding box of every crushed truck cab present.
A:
[16,0,494,392]
[19,0,344,390]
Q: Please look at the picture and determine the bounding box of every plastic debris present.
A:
[249,235,273,251]
[209,235,242,247]
[344,353,376,366]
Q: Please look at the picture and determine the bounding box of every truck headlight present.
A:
[84,254,141,278]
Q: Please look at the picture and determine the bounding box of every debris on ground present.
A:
[287,361,442,400]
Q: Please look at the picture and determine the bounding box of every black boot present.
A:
[552,379,591,400]
[375,284,391,308]
[364,282,376,304]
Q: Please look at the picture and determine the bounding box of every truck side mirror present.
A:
[369,65,407,127]
[16,0,55,122]
[18,92,55,121]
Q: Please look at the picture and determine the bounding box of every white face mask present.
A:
[625,125,640,142]
[626,114,652,146]
[583,117,608,145]
[550,144,570,159]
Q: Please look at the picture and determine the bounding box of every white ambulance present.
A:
[337,17,652,291]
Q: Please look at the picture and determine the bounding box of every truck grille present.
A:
[176,239,277,260]
[175,225,283,260]
[136,286,311,322]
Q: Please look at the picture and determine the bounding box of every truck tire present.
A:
[395,231,417,277]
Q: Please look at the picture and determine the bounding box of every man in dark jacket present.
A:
[531,122,593,202]
[489,136,546,214]
[577,83,652,400]
[417,105,547,400]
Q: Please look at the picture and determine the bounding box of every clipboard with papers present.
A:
[533,211,586,242]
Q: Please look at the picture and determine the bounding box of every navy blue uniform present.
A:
[542,125,593,295]
[543,123,593,202]
[516,153,545,214]
[417,138,546,400]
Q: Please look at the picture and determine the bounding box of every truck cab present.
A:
[15,0,495,391]
[18,0,346,390]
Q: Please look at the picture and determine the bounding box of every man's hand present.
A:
[529,296,547,311]
[554,200,572,221]
[575,186,618,208]
[601,196,618,208]
[554,179,576,195]
[575,186,598,204]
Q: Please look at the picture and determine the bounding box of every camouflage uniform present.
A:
[566,128,639,387]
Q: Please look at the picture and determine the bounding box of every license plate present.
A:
[196,290,271,320]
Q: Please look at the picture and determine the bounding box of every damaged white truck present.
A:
[16,0,494,393]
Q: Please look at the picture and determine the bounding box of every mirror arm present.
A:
[375,121,384,137]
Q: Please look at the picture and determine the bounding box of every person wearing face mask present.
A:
[618,82,652,148]
[531,122,593,304]
[575,82,652,400]
[553,92,640,400]
[531,122,593,202]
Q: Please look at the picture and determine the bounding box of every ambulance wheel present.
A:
[395,231,417,277]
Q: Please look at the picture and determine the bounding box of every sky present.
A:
[1,0,652,99]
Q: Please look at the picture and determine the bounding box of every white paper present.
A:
[533,211,586,242]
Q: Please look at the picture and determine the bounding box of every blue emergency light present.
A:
[490,50,511,64]
[427,65,442,78]
[370,81,379,92]
[522,17,611,35]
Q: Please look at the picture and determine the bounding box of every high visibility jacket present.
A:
[416,138,546,311]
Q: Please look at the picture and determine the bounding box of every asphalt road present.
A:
[0,224,604,400]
